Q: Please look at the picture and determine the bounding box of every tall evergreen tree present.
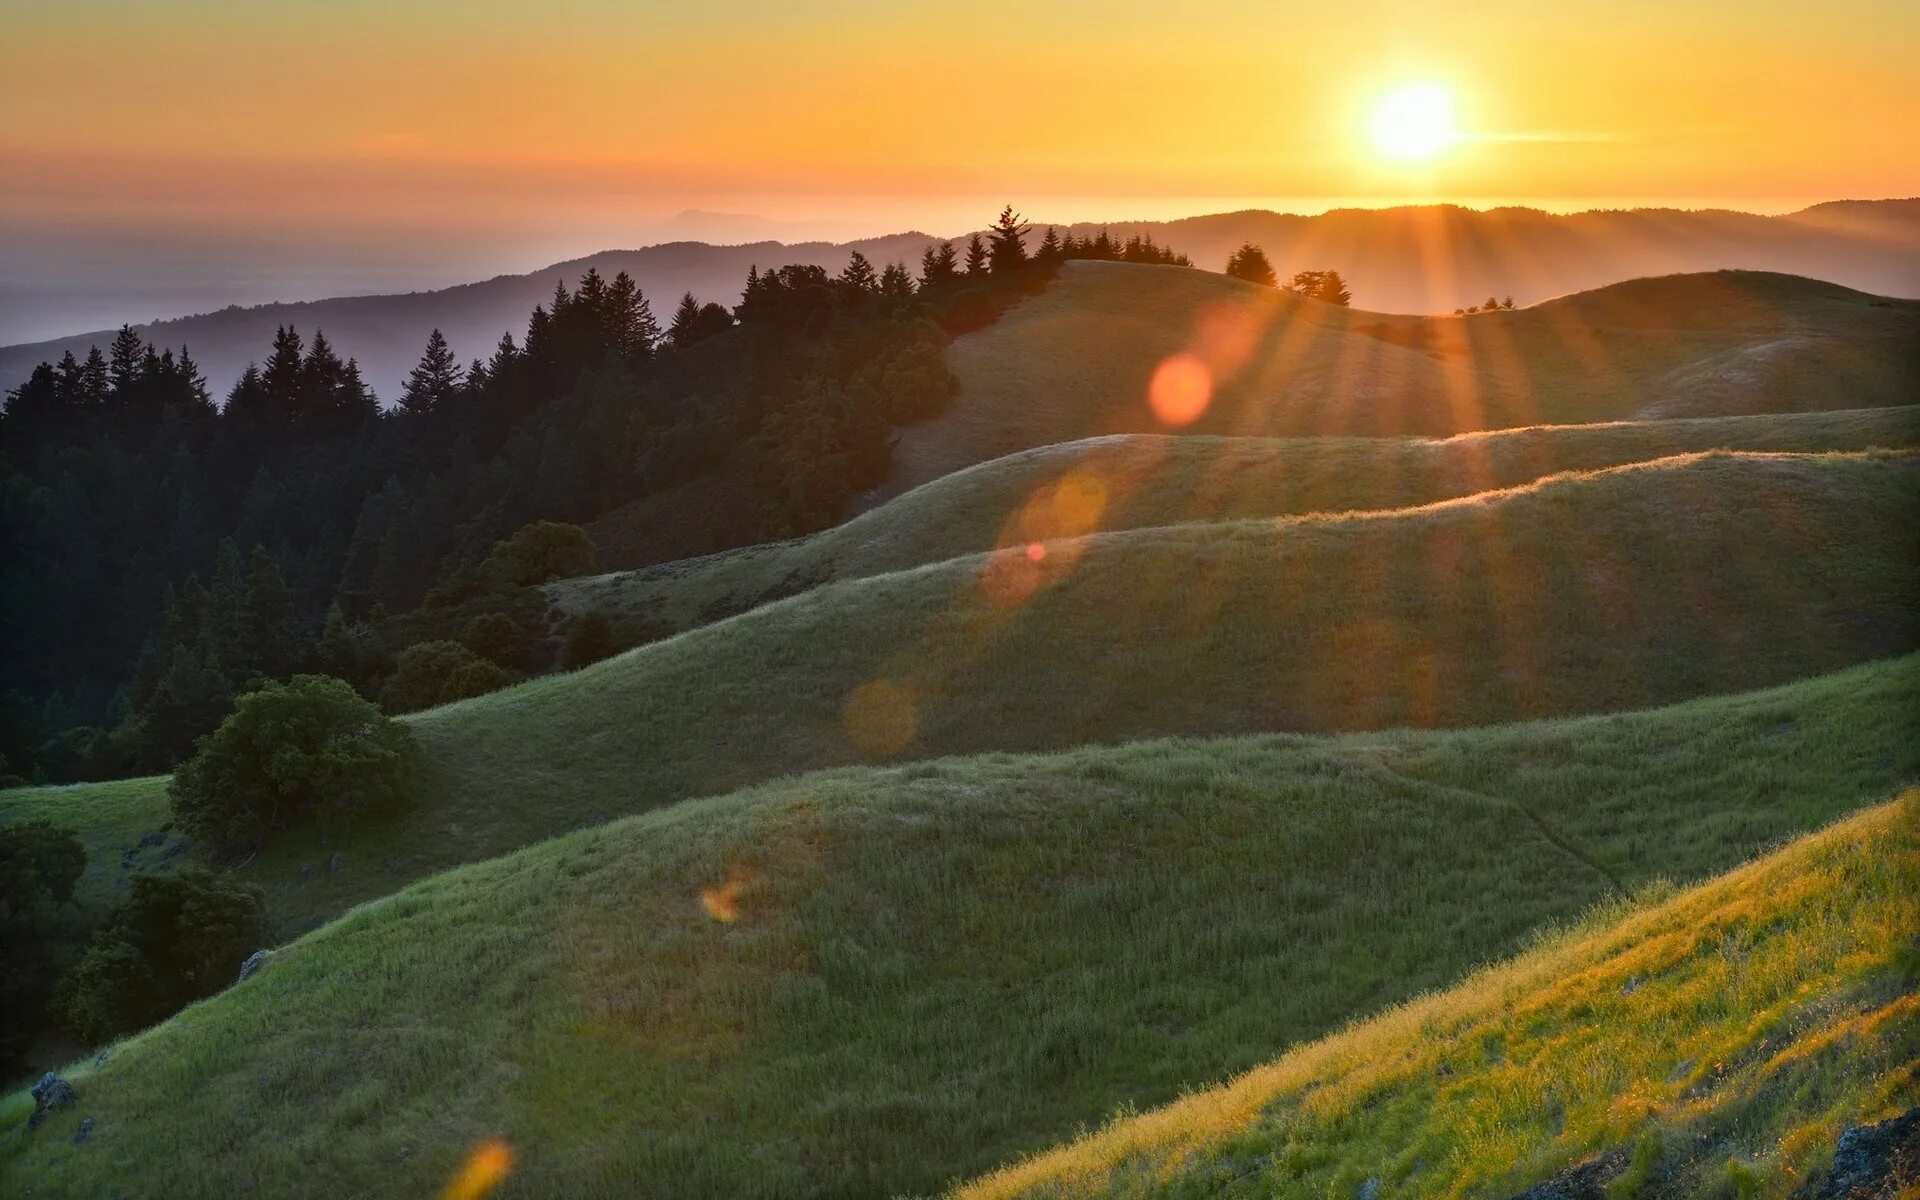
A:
[1225,242,1278,287]
[107,326,145,398]
[668,292,703,350]
[840,251,880,294]
[964,233,989,276]
[920,241,959,288]
[400,329,464,416]
[988,206,1030,273]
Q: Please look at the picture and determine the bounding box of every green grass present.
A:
[0,776,179,925]
[953,796,1919,1200]
[885,262,1920,498]
[8,451,1915,940]
[1,659,1914,1198]
[551,406,1920,631]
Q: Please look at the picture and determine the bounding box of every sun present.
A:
[1369,84,1460,163]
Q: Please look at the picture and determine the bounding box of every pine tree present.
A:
[669,292,703,350]
[920,241,959,288]
[840,250,880,294]
[260,326,305,423]
[242,545,300,679]
[878,261,915,302]
[988,205,1030,273]
[400,329,464,416]
[108,326,145,398]
[609,271,660,362]
[1225,242,1278,287]
[1037,227,1061,261]
[964,233,990,276]
[80,347,110,408]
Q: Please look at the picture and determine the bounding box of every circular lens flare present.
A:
[1369,84,1458,162]
[1148,354,1212,426]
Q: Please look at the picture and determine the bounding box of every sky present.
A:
[2,0,1917,340]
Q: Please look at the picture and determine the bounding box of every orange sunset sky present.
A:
[3,0,1916,230]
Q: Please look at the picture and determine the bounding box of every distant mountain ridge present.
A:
[3,200,1916,401]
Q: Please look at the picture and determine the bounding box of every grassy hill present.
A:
[955,795,1919,1200]
[554,406,1920,629]
[884,263,1920,497]
[2,661,1914,1199]
[9,450,1912,939]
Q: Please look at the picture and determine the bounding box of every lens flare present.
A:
[700,869,746,923]
[441,1140,514,1200]
[1148,354,1212,426]
[842,678,918,757]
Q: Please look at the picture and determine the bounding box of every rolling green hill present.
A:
[955,795,1919,1200]
[9,450,1912,939]
[3,661,1915,1199]
[884,262,1920,498]
[553,406,1920,632]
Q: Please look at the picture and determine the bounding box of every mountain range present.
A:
[4,200,1917,402]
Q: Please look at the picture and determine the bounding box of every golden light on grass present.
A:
[440,1139,514,1200]
[1148,354,1213,426]
[842,678,919,757]
[1368,83,1459,163]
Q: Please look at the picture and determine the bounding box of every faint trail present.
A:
[1352,758,1630,899]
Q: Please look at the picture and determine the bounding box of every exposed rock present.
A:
[26,1072,76,1130]
[1508,1151,1627,1200]
[327,851,345,874]
[298,864,313,879]
[1356,1178,1381,1200]
[72,1116,94,1146]
[137,830,166,848]
[1809,1107,1920,1199]
[1621,974,1646,996]
[237,949,272,983]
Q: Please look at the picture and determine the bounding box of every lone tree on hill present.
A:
[1286,269,1352,307]
[399,328,463,415]
[988,205,1030,273]
[168,675,422,852]
[1225,243,1278,287]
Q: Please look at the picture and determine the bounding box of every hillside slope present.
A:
[558,406,1920,620]
[3,665,1914,1199]
[956,796,1919,1200]
[884,264,1920,496]
[10,452,1915,940]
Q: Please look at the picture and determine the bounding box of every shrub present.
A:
[0,821,85,1064]
[169,675,422,852]
[484,521,598,587]
[561,611,618,669]
[459,611,533,670]
[379,641,513,714]
[57,869,268,1043]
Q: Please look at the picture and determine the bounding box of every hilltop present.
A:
[2,662,1914,1198]
[569,405,1920,610]
[5,201,1917,401]
[882,263,1920,497]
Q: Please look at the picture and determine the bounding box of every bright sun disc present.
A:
[1369,84,1458,162]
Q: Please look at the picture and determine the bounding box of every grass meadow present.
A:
[2,659,1914,1197]
[956,795,1919,1200]
[885,263,1920,495]
[552,406,1920,631]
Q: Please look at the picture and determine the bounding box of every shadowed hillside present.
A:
[956,796,1920,1200]
[562,405,1920,614]
[884,263,1920,496]
[8,449,1909,943]
[2,664,1913,1199]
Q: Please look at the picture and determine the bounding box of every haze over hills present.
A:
[4,200,1917,401]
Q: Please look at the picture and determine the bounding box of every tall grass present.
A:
[886,263,1920,495]
[1,661,1914,1198]
[553,406,1920,631]
[954,796,1919,1200]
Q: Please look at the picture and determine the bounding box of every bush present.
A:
[57,869,268,1043]
[484,521,598,588]
[561,611,618,670]
[379,641,513,714]
[459,611,533,670]
[0,821,85,1064]
[169,675,422,852]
